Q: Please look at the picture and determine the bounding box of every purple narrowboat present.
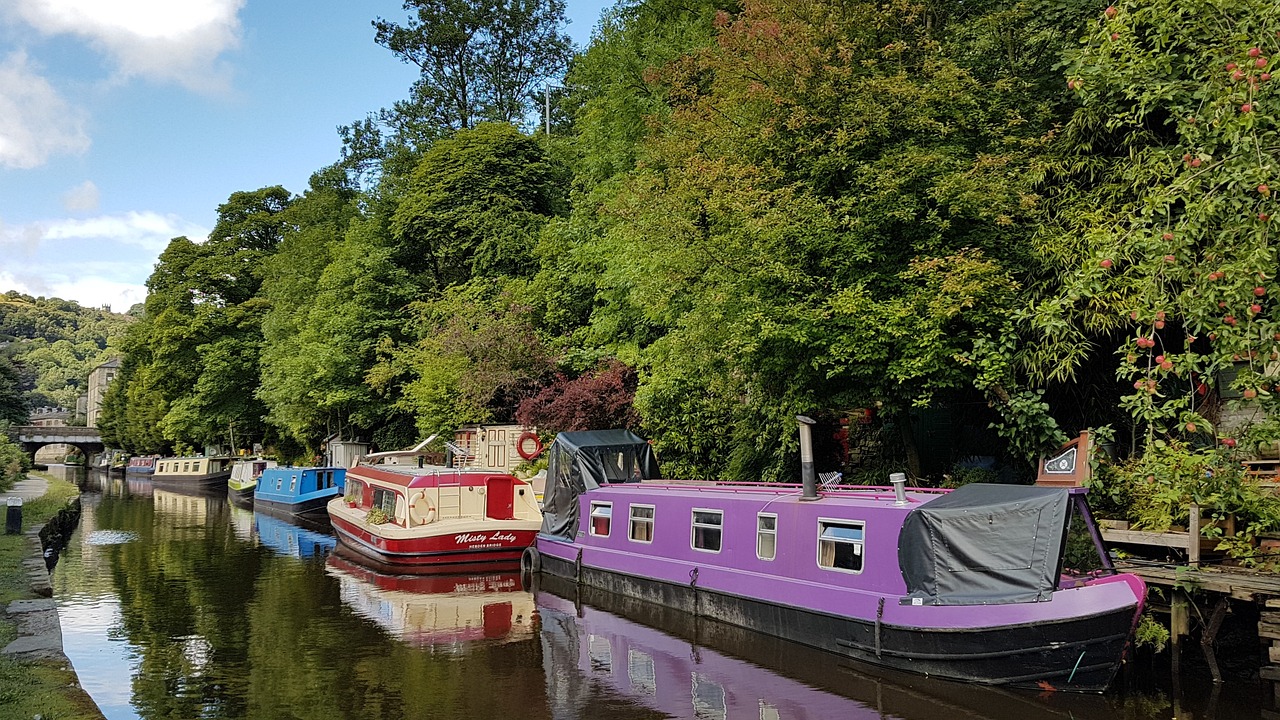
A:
[525,428,1146,693]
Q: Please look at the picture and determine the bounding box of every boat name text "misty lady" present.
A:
[455,532,519,546]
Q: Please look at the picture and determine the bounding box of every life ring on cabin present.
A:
[407,491,437,525]
[521,546,541,575]
[516,431,543,460]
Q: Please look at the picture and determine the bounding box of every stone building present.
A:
[87,358,120,429]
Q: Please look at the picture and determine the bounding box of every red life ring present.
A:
[517,431,543,460]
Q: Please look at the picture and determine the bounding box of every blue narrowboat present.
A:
[255,466,346,518]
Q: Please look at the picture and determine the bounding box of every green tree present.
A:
[0,355,26,425]
[391,122,564,291]
[373,0,573,131]
[1026,0,1280,446]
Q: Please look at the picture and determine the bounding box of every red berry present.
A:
[1225,315,1238,326]
[1261,184,1272,196]
[1110,32,1119,41]
[1262,213,1272,221]
[1161,360,1174,371]
[1190,158,1202,168]
[1162,232,1174,240]
[1163,254,1176,263]
[1250,47,1262,58]
[1105,5,1117,17]
[1253,304,1264,313]
[1228,62,1239,70]
[1186,422,1197,433]
[1244,388,1259,399]
[1256,286,1267,296]
[1223,438,1237,448]
[1100,258,1113,269]
[1258,58,1269,69]
[1242,103,1254,113]
[1155,354,1165,363]
[1264,73,1273,82]
[1234,70,1247,81]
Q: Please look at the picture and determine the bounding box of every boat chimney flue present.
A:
[797,415,818,501]
[890,472,908,505]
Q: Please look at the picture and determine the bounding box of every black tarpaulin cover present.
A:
[539,430,661,539]
[898,484,1070,606]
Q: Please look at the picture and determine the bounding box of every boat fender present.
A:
[516,431,543,460]
[521,546,541,575]
[407,491,437,525]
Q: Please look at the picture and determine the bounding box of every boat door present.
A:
[485,476,515,520]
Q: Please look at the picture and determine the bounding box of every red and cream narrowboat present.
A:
[327,448,543,572]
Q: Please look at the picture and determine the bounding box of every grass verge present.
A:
[0,470,105,720]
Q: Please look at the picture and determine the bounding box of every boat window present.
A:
[590,502,612,537]
[372,487,397,515]
[183,462,190,472]
[289,474,297,492]
[629,505,654,543]
[757,513,777,561]
[818,520,864,573]
[692,509,723,553]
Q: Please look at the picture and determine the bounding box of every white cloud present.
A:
[0,211,209,311]
[7,211,208,252]
[7,0,245,93]
[0,269,146,313]
[62,180,100,213]
[0,51,90,169]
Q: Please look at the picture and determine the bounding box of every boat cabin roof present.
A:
[348,463,521,490]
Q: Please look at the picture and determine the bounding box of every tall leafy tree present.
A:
[1026,0,1280,447]
[373,0,573,131]
[0,355,26,425]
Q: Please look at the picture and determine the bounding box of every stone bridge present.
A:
[6,426,104,463]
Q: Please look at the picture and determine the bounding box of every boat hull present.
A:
[329,508,538,572]
[535,545,1138,692]
[256,494,332,519]
[227,484,255,509]
[152,471,232,489]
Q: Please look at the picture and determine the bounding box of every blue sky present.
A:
[0,0,610,312]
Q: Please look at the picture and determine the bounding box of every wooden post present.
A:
[1171,589,1189,680]
[1189,502,1201,567]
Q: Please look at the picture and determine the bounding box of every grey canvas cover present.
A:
[539,430,662,539]
[898,484,1070,605]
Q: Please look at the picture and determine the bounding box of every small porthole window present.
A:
[289,474,297,492]
[590,502,612,537]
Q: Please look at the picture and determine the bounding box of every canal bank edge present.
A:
[0,472,106,720]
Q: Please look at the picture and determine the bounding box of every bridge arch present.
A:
[7,426,105,464]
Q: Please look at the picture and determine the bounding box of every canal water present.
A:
[44,467,1271,719]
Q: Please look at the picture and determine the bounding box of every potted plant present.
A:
[344,491,358,508]
[365,507,390,525]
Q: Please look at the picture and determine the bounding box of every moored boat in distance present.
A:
[124,455,158,476]
[327,440,542,573]
[227,458,277,508]
[255,465,345,519]
[528,428,1147,693]
[152,455,234,489]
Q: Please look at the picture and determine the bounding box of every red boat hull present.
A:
[329,514,537,570]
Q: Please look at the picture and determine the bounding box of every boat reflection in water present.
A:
[537,575,1114,720]
[254,511,337,559]
[327,549,534,651]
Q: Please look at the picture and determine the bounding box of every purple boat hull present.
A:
[532,481,1144,692]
